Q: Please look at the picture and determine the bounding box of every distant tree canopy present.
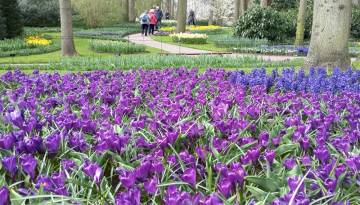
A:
[72,0,161,28]
[19,0,60,27]
[0,0,23,39]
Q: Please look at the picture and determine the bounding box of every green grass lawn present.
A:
[0,33,163,64]
[151,35,228,52]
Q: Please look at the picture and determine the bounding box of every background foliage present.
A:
[19,0,60,27]
[0,0,23,39]
[235,6,292,41]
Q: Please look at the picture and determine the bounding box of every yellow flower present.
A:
[160,25,223,33]
[188,25,222,31]
[25,35,52,46]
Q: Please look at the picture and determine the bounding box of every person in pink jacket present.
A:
[148,9,157,35]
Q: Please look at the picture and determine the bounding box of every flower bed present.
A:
[75,25,139,40]
[170,33,208,44]
[160,26,223,34]
[161,20,177,27]
[0,35,60,57]
[231,44,360,57]
[89,40,146,54]
[0,68,359,204]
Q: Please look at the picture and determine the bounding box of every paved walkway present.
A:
[126,33,212,54]
[126,33,306,61]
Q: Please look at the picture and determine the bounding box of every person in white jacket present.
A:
[139,11,150,36]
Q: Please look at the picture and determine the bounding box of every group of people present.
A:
[139,6,163,36]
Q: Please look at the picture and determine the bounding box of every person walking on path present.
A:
[155,6,163,30]
[139,11,150,36]
[149,9,158,35]
[187,10,196,26]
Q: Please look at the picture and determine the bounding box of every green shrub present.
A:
[352,7,360,38]
[1,0,23,38]
[212,35,268,48]
[89,40,146,54]
[19,0,60,27]
[235,6,292,42]
[170,33,208,44]
[270,0,297,10]
[0,5,6,40]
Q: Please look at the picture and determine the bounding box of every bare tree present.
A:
[59,0,77,56]
[176,0,187,33]
[295,0,306,46]
[128,0,135,22]
[305,0,352,69]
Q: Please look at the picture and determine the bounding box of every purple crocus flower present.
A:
[119,171,135,189]
[287,176,304,192]
[218,178,232,197]
[20,154,37,179]
[301,156,312,167]
[24,136,43,154]
[45,132,61,154]
[195,145,207,160]
[83,161,103,183]
[0,134,16,150]
[283,158,296,169]
[144,177,157,195]
[36,175,53,192]
[2,155,17,177]
[204,193,223,205]
[247,149,260,164]
[5,109,24,129]
[265,150,276,165]
[181,168,196,186]
[61,159,77,172]
[0,186,10,205]
[115,187,141,205]
[314,145,330,163]
[324,178,337,193]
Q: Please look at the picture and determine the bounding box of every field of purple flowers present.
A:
[0,68,359,205]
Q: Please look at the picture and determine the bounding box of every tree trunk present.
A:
[305,0,351,69]
[176,0,187,33]
[166,0,171,17]
[128,0,136,22]
[172,0,176,19]
[247,0,254,8]
[353,0,360,6]
[260,0,268,7]
[235,0,240,23]
[209,0,214,25]
[295,0,306,46]
[240,0,247,16]
[59,0,77,57]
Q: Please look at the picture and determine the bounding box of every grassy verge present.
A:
[0,55,305,73]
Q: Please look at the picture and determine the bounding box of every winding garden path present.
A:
[126,33,304,62]
[126,33,212,54]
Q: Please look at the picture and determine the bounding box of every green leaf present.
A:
[286,165,302,177]
[245,176,280,192]
[247,185,276,202]
[275,144,298,156]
